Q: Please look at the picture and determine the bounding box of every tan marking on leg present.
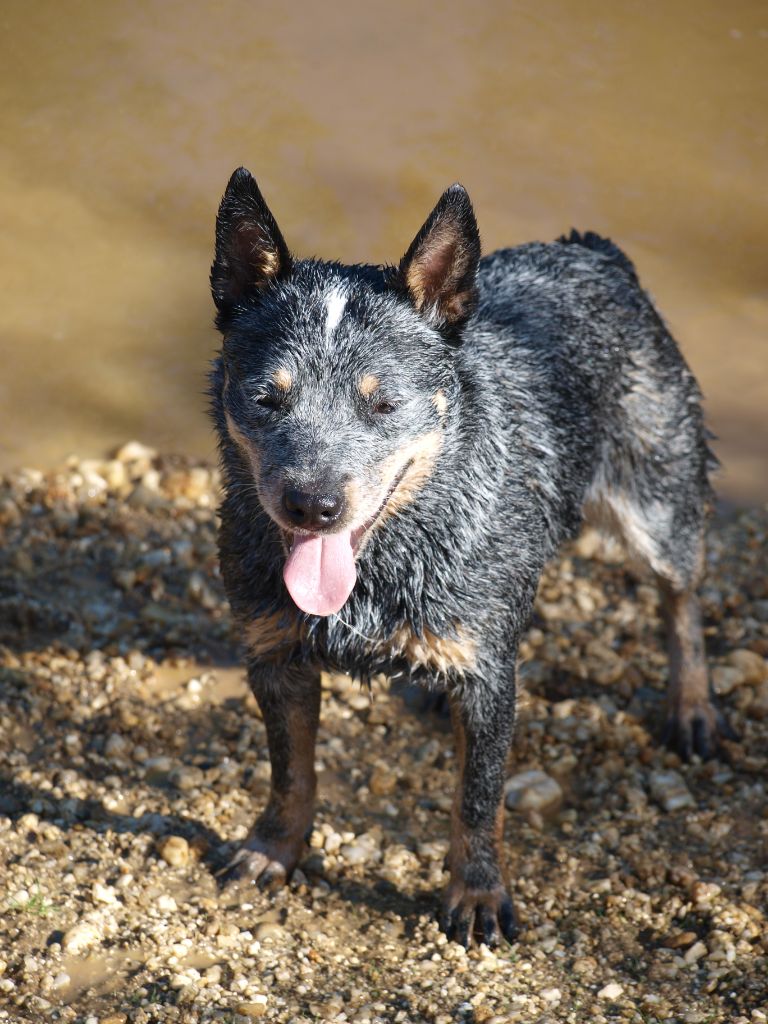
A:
[272,367,293,391]
[245,611,305,660]
[359,373,380,398]
[432,389,448,417]
[661,584,709,713]
[269,702,318,837]
[446,697,509,893]
[448,701,469,877]
[388,623,476,675]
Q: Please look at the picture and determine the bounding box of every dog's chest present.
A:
[244,607,477,681]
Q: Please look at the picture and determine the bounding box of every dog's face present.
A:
[211,169,480,616]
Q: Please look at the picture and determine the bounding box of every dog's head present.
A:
[211,167,481,617]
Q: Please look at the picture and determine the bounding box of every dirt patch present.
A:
[0,446,766,1022]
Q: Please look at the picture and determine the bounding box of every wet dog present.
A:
[208,167,730,947]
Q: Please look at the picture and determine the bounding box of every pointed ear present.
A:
[210,167,292,317]
[397,184,481,329]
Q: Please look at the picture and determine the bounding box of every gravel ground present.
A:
[0,444,766,1024]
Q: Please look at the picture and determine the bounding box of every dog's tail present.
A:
[558,229,639,284]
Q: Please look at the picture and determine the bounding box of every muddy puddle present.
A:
[1,0,766,501]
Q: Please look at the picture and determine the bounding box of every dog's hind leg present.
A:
[584,482,734,759]
[658,581,736,758]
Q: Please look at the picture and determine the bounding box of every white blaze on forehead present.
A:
[324,287,347,337]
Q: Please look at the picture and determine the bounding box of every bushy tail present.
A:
[558,228,639,284]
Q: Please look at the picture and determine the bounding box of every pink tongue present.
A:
[283,530,357,616]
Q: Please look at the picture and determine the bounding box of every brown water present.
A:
[1,1,766,501]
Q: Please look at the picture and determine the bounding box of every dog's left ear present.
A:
[397,184,481,330]
[211,167,292,319]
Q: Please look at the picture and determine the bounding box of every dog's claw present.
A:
[216,839,294,892]
[663,700,737,761]
[441,885,517,948]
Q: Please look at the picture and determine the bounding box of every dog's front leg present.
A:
[220,661,321,890]
[443,674,518,948]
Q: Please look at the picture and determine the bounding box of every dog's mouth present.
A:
[281,460,412,618]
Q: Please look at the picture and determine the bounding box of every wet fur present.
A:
[209,170,725,946]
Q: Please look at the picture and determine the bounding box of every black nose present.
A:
[282,488,345,529]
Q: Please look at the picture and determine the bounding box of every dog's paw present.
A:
[441,882,518,948]
[662,699,738,761]
[216,835,299,892]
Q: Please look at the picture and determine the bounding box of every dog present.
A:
[208,167,731,948]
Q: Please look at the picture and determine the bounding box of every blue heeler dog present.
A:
[208,167,731,947]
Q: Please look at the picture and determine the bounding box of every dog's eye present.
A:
[254,393,281,411]
[372,399,398,415]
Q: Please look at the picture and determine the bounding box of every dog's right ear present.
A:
[210,168,292,318]
[396,184,481,331]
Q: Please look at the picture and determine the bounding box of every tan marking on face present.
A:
[379,430,443,523]
[359,373,380,398]
[272,367,293,391]
[225,410,262,475]
[433,389,448,416]
[388,623,476,676]
[245,611,305,660]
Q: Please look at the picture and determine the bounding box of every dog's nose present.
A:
[283,488,345,529]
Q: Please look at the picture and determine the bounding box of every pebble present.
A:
[661,930,698,949]
[369,769,397,795]
[683,940,708,964]
[649,769,695,811]
[726,649,767,685]
[61,922,101,954]
[504,770,562,814]
[597,982,624,1000]
[91,881,118,904]
[253,922,285,941]
[157,835,190,867]
[114,440,157,465]
[712,665,746,695]
[236,998,268,1018]
[339,832,383,865]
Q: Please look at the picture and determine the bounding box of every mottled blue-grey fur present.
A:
[209,168,724,948]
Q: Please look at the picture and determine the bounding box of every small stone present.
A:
[157,835,190,867]
[683,940,708,964]
[649,770,695,812]
[661,930,698,949]
[156,894,177,913]
[236,998,268,1018]
[114,440,157,464]
[62,922,100,954]
[91,882,117,904]
[726,649,767,685]
[104,733,131,759]
[597,982,624,1000]
[541,987,561,1002]
[50,971,71,990]
[712,666,745,696]
[572,956,597,974]
[369,769,397,796]
[102,1015,128,1024]
[339,832,383,866]
[254,921,285,941]
[504,770,562,815]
